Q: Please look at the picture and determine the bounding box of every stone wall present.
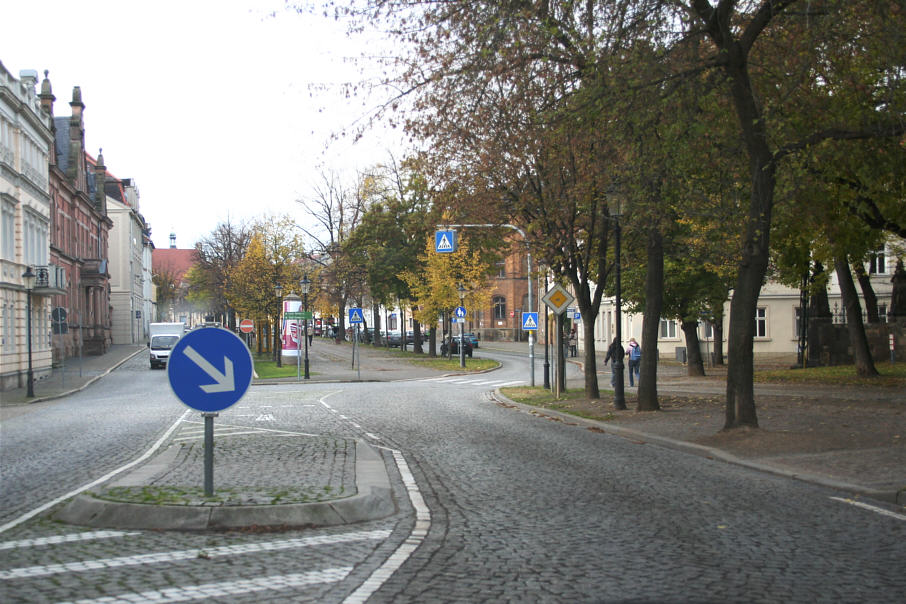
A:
[808,317,905,365]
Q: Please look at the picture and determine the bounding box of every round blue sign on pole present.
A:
[454,306,467,318]
[167,327,254,413]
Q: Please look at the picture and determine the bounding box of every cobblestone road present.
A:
[1,353,904,602]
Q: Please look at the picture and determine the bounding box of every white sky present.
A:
[3,0,404,249]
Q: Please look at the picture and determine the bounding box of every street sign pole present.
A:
[203,412,218,496]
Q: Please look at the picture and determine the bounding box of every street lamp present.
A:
[610,195,626,410]
[457,282,466,368]
[22,267,36,398]
[300,274,311,380]
[274,282,284,367]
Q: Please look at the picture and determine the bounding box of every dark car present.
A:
[387,331,402,347]
[441,336,473,357]
[463,332,479,348]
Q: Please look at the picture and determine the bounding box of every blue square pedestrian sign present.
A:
[522,312,539,331]
[435,230,457,253]
[348,307,364,324]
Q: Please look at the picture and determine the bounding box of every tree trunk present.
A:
[638,229,662,411]
[853,263,879,323]
[712,311,725,366]
[682,319,705,377]
[372,304,382,346]
[722,42,774,430]
[414,317,423,354]
[834,256,879,377]
[581,312,600,399]
[429,322,437,357]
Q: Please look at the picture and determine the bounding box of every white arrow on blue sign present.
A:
[168,328,254,413]
[435,230,456,253]
[454,305,467,318]
[522,312,539,331]
[348,308,364,324]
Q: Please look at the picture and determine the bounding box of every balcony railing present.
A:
[33,264,67,294]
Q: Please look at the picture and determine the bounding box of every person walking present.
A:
[626,337,641,387]
[603,337,623,387]
[568,328,578,357]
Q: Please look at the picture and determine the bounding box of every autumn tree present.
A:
[188,218,252,329]
[401,236,492,358]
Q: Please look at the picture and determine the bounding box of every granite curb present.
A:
[490,389,905,506]
[55,440,395,530]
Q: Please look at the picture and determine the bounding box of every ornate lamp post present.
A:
[274,282,284,367]
[22,266,36,398]
[300,274,311,380]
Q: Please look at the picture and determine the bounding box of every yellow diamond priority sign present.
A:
[542,284,575,315]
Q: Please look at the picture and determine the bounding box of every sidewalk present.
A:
[3,336,903,534]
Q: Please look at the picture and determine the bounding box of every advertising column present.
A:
[281,296,302,359]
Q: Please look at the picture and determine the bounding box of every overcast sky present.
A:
[3,0,402,250]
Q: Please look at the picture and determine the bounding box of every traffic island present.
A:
[55,439,395,530]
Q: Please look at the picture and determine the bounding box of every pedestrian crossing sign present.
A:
[348,308,364,324]
[522,312,539,331]
[435,230,457,253]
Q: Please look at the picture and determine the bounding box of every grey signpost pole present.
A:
[203,412,217,496]
[438,224,533,385]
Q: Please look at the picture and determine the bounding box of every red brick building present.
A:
[41,74,113,359]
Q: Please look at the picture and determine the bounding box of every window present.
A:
[703,321,714,340]
[23,209,48,266]
[659,319,677,339]
[1,200,15,260]
[869,250,887,274]
[493,296,506,320]
[878,304,888,323]
[755,307,767,338]
[496,261,506,278]
[1,294,14,353]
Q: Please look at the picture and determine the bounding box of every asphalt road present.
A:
[1,351,904,602]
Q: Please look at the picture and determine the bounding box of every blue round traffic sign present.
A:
[167,327,254,412]
[454,306,467,318]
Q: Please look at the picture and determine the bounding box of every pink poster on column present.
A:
[281,298,302,355]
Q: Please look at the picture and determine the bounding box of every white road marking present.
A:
[0,531,140,551]
[345,448,430,604]
[58,568,353,603]
[830,497,906,521]
[255,414,275,421]
[0,530,390,579]
[0,409,191,536]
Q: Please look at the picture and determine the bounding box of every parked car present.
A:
[441,336,473,357]
[463,332,479,348]
[387,331,402,347]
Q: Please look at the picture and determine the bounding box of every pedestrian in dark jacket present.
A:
[603,338,623,387]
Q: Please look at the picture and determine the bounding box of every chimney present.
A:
[94,148,107,213]
[39,70,55,116]
[170,232,176,248]
[67,87,86,184]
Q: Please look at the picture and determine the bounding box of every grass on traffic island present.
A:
[252,353,314,379]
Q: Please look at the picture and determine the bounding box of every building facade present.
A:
[0,64,56,390]
[105,169,151,345]
[45,76,114,359]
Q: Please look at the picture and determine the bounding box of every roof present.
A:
[152,248,199,284]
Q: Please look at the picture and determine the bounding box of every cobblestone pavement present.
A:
[1,338,904,602]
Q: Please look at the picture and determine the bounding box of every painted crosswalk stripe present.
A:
[0,531,140,551]
[59,567,352,604]
[0,529,390,579]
